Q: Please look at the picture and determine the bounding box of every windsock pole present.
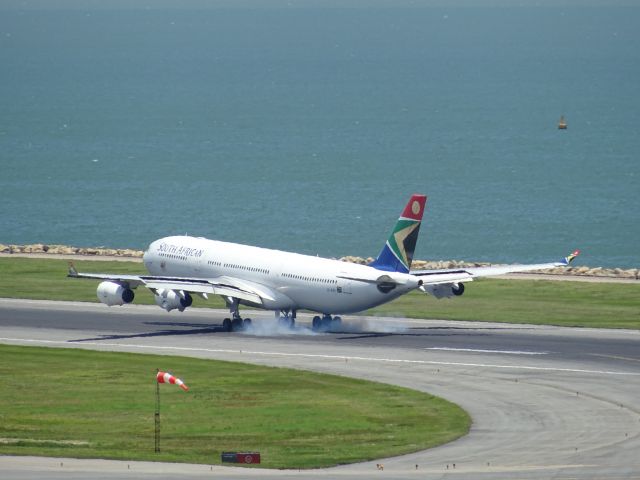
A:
[154,370,189,453]
[155,368,161,453]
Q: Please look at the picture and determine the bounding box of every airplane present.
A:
[68,194,580,332]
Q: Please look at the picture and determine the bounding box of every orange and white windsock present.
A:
[156,371,189,391]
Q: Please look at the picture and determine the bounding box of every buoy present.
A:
[558,115,567,129]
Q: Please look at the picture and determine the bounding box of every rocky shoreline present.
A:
[0,243,144,258]
[1,243,638,280]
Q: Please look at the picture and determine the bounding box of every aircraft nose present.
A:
[143,241,156,265]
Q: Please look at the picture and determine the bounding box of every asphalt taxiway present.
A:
[1,298,640,479]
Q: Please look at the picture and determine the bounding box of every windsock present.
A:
[156,371,189,391]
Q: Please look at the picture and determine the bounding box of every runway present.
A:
[2,298,640,479]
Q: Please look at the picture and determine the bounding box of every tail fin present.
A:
[370,194,427,273]
[561,249,581,265]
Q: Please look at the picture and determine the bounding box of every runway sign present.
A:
[221,452,261,464]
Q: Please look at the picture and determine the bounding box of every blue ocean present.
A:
[1,3,639,268]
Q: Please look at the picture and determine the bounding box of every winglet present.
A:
[562,249,580,265]
[68,262,78,277]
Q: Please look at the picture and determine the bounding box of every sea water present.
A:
[1,4,638,267]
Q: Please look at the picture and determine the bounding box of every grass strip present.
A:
[0,344,469,468]
[365,279,640,330]
[0,257,639,329]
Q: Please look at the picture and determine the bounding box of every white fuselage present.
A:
[142,235,420,314]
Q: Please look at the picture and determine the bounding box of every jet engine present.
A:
[154,289,193,312]
[421,282,465,299]
[97,281,135,306]
[452,282,465,296]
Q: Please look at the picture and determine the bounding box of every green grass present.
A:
[0,257,639,329]
[0,257,226,308]
[365,279,640,329]
[0,345,470,468]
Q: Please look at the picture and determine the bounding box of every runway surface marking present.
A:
[425,347,549,355]
[588,353,640,363]
[3,337,639,377]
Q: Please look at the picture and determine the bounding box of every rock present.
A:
[120,249,143,257]
[340,256,367,265]
[44,245,61,254]
[23,244,45,254]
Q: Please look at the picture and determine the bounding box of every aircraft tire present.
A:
[244,318,252,330]
[231,318,243,332]
[222,318,232,332]
[312,316,321,331]
[331,316,342,331]
[320,316,332,331]
[278,316,293,329]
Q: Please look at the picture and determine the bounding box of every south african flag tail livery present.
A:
[370,194,426,274]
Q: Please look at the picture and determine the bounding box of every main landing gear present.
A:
[222,299,251,332]
[276,309,296,330]
[312,314,342,332]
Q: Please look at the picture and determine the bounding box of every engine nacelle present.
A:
[422,282,465,299]
[452,282,465,296]
[154,289,193,312]
[97,281,135,306]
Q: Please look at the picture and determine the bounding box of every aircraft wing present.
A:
[410,250,580,298]
[411,250,580,283]
[68,267,264,305]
